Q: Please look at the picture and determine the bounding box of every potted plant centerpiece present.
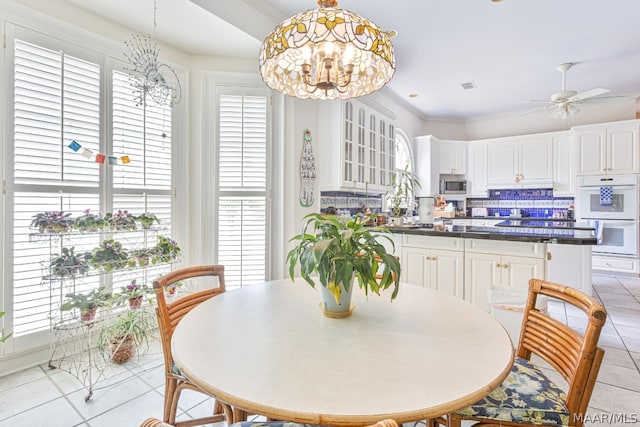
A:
[286,213,401,318]
[98,308,154,364]
[387,166,421,226]
[61,286,112,322]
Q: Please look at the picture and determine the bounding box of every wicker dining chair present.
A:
[152,265,232,427]
[140,418,400,427]
[445,278,607,427]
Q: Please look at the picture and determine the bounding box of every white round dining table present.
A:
[171,279,514,426]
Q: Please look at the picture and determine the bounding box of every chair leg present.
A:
[426,416,446,427]
[446,414,462,427]
[164,377,178,423]
[233,407,248,423]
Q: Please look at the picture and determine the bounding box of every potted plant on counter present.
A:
[286,213,401,318]
[386,166,421,226]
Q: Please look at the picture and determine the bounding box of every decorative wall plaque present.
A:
[299,129,316,207]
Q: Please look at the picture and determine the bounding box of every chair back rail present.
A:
[152,265,229,426]
[518,278,607,424]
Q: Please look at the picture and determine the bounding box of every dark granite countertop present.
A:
[385,224,597,245]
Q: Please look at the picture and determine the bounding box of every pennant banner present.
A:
[67,140,131,166]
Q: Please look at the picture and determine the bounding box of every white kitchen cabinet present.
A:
[467,141,488,197]
[438,140,467,175]
[464,239,545,312]
[413,135,440,197]
[574,119,639,176]
[546,243,592,295]
[487,135,552,188]
[552,131,574,196]
[486,137,518,187]
[401,235,464,298]
[318,99,396,193]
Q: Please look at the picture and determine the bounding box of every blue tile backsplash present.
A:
[467,188,574,218]
[320,191,383,216]
[321,188,574,219]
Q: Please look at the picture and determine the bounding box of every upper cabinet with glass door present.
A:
[318,99,396,194]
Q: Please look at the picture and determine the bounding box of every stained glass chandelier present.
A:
[259,0,396,100]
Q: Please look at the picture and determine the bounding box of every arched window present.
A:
[395,129,414,172]
[388,129,416,212]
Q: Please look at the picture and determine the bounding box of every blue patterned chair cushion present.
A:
[455,357,569,426]
[170,361,189,380]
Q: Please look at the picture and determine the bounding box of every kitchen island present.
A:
[383,219,595,311]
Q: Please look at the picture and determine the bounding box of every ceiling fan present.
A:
[522,63,627,119]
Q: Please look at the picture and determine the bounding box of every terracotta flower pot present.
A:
[128,296,143,309]
[80,307,97,322]
[109,335,135,364]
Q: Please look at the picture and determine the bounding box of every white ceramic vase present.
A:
[319,278,355,318]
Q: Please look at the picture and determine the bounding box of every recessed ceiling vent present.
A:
[461,81,477,90]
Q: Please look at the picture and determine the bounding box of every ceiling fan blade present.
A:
[527,99,554,104]
[511,105,550,118]
[569,87,610,101]
[581,95,632,104]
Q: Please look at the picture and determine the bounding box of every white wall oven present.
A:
[577,175,638,256]
[588,220,638,256]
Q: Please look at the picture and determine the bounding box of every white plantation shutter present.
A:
[12,39,102,339]
[7,29,175,354]
[14,40,100,186]
[112,70,172,190]
[217,92,268,288]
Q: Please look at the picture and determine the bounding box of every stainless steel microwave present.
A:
[440,174,467,195]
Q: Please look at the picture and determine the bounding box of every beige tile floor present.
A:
[0,274,639,427]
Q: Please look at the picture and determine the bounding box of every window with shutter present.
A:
[5,29,175,355]
[217,92,268,288]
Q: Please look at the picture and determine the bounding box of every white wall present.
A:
[424,98,637,141]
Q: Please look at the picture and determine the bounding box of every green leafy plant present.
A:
[90,239,130,272]
[387,166,421,218]
[286,213,401,304]
[97,308,154,364]
[151,235,181,264]
[136,212,160,229]
[112,279,153,307]
[105,210,138,231]
[0,311,12,343]
[50,247,92,279]
[131,248,153,267]
[73,209,107,232]
[60,286,112,321]
[30,211,74,233]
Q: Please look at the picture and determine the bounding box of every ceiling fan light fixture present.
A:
[258,0,396,100]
